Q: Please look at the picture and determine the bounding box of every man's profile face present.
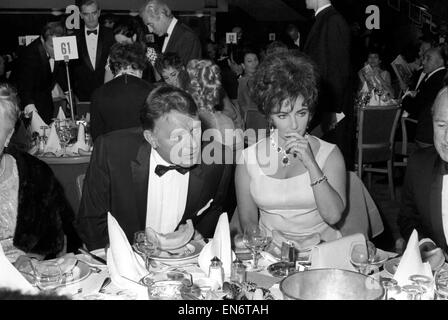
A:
[422,50,443,74]
[141,10,168,37]
[433,92,448,162]
[43,36,55,58]
[81,3,100,29]
[232,27,243,41]
[146,111,202,167]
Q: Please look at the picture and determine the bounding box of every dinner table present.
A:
[37,154,91,214]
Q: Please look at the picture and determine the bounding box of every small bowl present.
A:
[146,280,185,300]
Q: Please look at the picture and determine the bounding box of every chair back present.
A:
[357,104,401,164]
[76,174,85,203]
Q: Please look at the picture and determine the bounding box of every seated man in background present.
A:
[402,46,446,148]
[397,86,448,260]
[90,42,154,141]
[77,85,233,250]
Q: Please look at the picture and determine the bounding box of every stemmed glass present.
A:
[133,228,160,269]
[350,242,369,275]
[55,120,72,154]
[434,269,448,300]
[242,225,272,271]
[33,260,63,292]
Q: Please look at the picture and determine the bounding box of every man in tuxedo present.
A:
[10,21,68,124]
[397,86,448,258]
[77,85,233,250]
[90,42,154,141]
[402,47,447,148]
[72,0,114,102]
[303,0,355,169]
[139,0,201,66]
[285,24,301,50]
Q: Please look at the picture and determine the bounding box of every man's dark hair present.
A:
[140,84,198,130]
[41,21,66,41]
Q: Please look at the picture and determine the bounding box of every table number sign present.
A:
[146,34,155,43]
[18,35,39,46]
[269,33,276,41]
[53,36,79,61]
[226,32,237,44]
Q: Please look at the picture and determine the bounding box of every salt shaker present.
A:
[230,258,247,284]
[208,256,224,289]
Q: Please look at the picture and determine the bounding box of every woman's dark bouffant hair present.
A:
[108,42,147,75]
[250,51,318,116]
[154,52,189,90]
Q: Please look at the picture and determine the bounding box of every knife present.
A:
[79,248,107,265]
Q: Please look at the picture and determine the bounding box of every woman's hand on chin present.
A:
[283,132,316,169]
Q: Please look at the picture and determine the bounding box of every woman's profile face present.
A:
[243,53,259,75]
[367,53,381,69]
[270,95,310,140]
[161,66,181,87]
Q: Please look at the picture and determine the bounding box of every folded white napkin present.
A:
[107,212,148,299]
[393,229,433,287]
[0,243,38,294]
[29,111,48,137]
[43,122,62,155]
[368,89,380,106]
[56,106,66,121]
[310,233,366,272]
[67,123,89,154]
[198,212,234,278]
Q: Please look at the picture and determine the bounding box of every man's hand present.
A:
[228,58,243,77]
[24,104,38,118]
[395,237,406,255]
[193,229,204,241]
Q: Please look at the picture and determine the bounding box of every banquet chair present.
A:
[244,109,268,146]
[394,116,418,167]
[356,104,401,200]
[76,174,85,204]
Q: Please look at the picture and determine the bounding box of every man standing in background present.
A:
[303,0,355,169]
[140,0,201,66]
[72,0,114,102]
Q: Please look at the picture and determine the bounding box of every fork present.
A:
[98,277,111,293]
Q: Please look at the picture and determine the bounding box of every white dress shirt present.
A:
[85,26,99,69]
[442,174,448,246]
[145,149,189,234]
[315,4,332,16]
[162,17,178,53]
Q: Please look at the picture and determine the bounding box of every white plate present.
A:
[151,240,204,264]
[76,248,107,267]
[61,261,91,285]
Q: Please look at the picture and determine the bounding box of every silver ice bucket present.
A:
[280,269,384,300]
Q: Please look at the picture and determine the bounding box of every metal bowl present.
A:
[280,269,384,300]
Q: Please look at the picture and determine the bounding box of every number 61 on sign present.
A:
[53,36,79,61]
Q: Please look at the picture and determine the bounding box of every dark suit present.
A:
[76,128,233,250]
[163,21,201,65]
[303,5,355,169]
[402,68,446,144]
[10,38,67,124]
[72,26,114,102]
[398,147,447,252]
[90,74,154,141]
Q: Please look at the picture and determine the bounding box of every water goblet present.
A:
[380,277,398,300]
[350,242,369,275]
[133,228,160,269]
[242,225,271,271]
[33,260,63,292]
[402,284,424,300]
[55,120,71,154]
[409,274,434,300]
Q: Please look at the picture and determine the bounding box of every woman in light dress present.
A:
[235,51,347,243]
[358,49,394,98]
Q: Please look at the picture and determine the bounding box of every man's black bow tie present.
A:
[154,164,190,177]
[87,29,98,36]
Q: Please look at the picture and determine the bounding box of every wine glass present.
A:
[380,277,398,300]
[55,120,71,154]
[242,225,272,271]
[409,274,434,300]
[350,242,369,275]
[33,260,63,292]
[133,228,160,269]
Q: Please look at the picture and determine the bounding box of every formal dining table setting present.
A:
[1,212,447,300]
[26,107,92,158]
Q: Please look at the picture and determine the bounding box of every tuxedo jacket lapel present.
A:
[36,41,52,79]
[164,23,179,53]
[79,31,94,71]
[130,140,151,230]
[95,27,104,71]
[429,158,448,250]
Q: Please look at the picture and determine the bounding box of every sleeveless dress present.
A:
[242,136,342,242]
